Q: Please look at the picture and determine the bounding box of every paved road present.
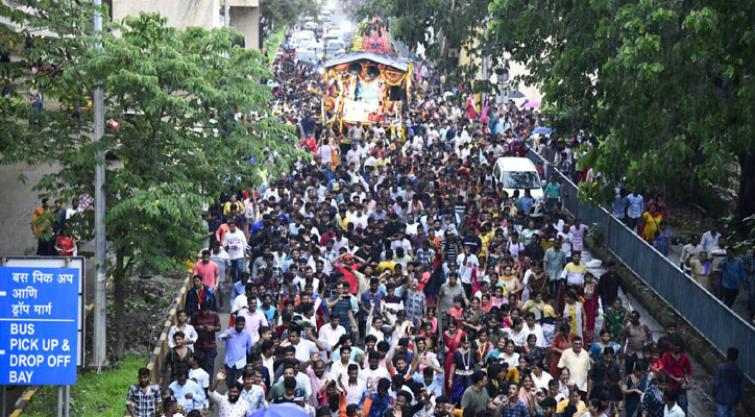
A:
[581,250,716,417]
[206,311,230,417]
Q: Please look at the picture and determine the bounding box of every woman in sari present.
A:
[524,334,545,367]
[641,205,663,242]
[581,273,599,344]
[549,322,573,378]
[498,266,523,298]
[475,329,493,368]
[604,298,628,343]
[449,335,478,403]
[561,290,586,340]
[442,320,466,391]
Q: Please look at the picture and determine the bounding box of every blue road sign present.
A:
[0,266,80,385]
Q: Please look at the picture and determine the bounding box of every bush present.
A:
[22,354,145,417]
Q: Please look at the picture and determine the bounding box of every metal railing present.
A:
[526,148,755,383]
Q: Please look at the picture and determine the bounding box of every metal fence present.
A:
[526,149,755,383]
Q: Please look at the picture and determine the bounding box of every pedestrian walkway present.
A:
[581,250,715,417]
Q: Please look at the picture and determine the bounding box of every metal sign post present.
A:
[0,258,84,417]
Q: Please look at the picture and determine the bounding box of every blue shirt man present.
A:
[168,371,206,412]
[713,347,743,417]
[719,252,746,308]
[720,254,746,290]
[219,316,253,382]
[516,192,535,216]
[625,192,644,219]
[360,279,386,316]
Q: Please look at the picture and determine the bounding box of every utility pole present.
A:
[224,0,230,27]
[92,0,108,371]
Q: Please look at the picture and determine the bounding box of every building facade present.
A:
[111,0,260,49]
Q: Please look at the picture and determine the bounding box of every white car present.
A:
[290,30,315,49]
[492,157,544,200]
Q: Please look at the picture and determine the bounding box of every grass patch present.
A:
[22,354,145,417]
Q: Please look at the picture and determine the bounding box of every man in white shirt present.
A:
[456,244,479,293]
[359,351,391,391]
[663,389,686,417]
[625,192,644,231]
[556,336,591,392]
[209,370,252,417]
[342,364,366,405]
[236,297,268,344]
[223,223,247,284]
[699,228,721,254]
[280,327,322,366]
[168,310,198,351]
[330,345,356,386]
[64,197,82,220]
[318,315,346,352]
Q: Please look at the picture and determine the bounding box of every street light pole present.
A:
[224,0,230,27]
[92,0,108,371]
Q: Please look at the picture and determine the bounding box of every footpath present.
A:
[580,250,716,417]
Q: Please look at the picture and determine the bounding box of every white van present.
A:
[492,157,544,200]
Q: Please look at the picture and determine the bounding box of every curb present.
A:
[8,387,38,417]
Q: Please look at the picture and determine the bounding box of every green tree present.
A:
[488,0,755,228]
[1,3,298,359]
[261,0,319,28]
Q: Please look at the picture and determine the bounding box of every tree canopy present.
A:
[1,2,299,358]
[261,0,319,28]
[488,0,755,224]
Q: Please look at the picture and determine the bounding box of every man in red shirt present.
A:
[193,302,221,379]
[193,250,219,293]
[660,338,692,414]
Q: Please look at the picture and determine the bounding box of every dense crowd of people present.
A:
[118,21,749,417]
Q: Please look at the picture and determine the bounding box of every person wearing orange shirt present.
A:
[31,198,55,255]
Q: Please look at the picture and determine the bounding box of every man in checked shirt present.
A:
[126,368,161,417]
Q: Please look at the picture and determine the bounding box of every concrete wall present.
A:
[112,0,222,31]
[112,0,260,49]
[230,5,260,49]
